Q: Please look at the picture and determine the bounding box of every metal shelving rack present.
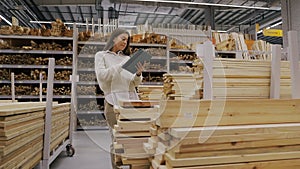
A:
[74,30,107,130]
[0,34,74,103]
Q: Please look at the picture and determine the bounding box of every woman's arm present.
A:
[95,52,121,82]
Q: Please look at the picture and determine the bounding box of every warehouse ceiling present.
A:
[0,0,282,44]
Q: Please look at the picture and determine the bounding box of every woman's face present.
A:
[113,33,129,52]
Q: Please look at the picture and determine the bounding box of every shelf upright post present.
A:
[92,18,95,37]
[166,33,170,73]
[287,31,300,99]
[42,58,55,169]
[10,72,15,102]
[40,73,43,102]
[70,23,78,133]
[270,45,281,99]
[202,40,214,100]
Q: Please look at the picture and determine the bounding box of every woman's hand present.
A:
[135,62,145,76]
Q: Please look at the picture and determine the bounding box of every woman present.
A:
[95,28,144,168]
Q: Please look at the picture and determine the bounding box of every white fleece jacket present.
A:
[95,50,142,104]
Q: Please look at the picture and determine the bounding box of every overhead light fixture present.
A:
[133,0,280,10]
[216,30,227,33]
[29,20,136,28]
[0,15,12,26]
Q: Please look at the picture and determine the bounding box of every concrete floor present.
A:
[50,130,113,169]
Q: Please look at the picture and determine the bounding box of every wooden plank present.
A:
[213,69,270,78]
[164,150,300,167]
[122,157,150,164]
[0,136,43,168]
[114,121,152,132]
[169,132,300,149]
[157,99,300,128]
[167,158,300,169]
[170,138,300,157]
[116,137,148,145]
[171,142,300,159]
[213,78,270,87]
[0,127,43,156]
[0,118,44,139]
[115,106,159,120]
[0,111,44,128]
[213,87,270,97]
[131,164,150,169]
[118,100,159,108]
[50,130,69,151]
[113,129,151,138]
[21,151,42,169]
[0,106,45,117]
[169,123,300,138]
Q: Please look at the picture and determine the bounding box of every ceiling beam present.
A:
[55,7,65,22]
[67,6,75,22]
[33,0,96,6]
[110,0,280,10]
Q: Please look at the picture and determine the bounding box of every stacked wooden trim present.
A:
[113,100,159,169]
[138,85,164,101]
[150,99,300,169]
[50,103,71,152]
[142,57,300,168]
[0,102,45,168]
[201,59,296,99]
[162,74,203,100]
[213,32,271,60]
[0,102,71,168]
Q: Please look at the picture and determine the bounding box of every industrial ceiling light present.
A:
[29,20,136,28]
[132,0,280,10]
[0,15,12,26]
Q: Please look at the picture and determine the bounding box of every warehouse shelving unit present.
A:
[131,42,168,85]
[75,37,107,130]
[0,34,74,103]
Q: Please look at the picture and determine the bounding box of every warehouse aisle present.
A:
[50,130,112,169]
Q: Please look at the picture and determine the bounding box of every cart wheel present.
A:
[66,144,75,157]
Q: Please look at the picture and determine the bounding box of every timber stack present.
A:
[144,58,300,169]
[113,100,159,169]
[0,102,71,168]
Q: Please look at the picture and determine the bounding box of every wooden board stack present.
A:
[0,102,71,168]
[213,32,272,59]
[150,99,300,169]
[50,103,71,152]
[0,102,45,168]
[113,100,160,169]
[251,40,271,60]
[138,85,163,101]
[162,74,202,100]
[200,59,296,99]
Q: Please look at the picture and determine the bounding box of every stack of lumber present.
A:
[163,74,202,100]
[138,85,163,101]
[198,58,296,99]
[0,102,71,168]
[214,32,272,60]
[251,40,271,60]
[50,103,71,153]
[0,102,46,169]
[150,99,300,169]
[113,100,159,169]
